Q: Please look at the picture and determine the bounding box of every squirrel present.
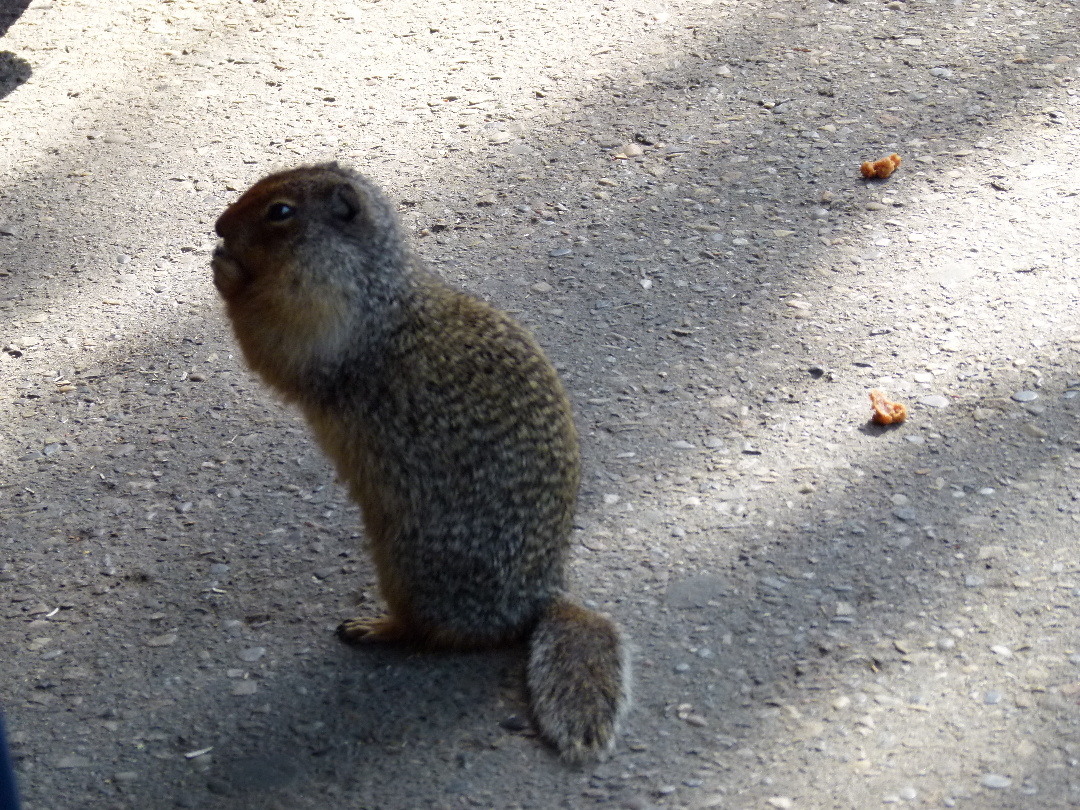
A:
[211,162,630,762]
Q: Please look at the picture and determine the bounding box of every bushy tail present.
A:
[527,595,631,763]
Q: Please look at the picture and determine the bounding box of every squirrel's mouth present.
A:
[211,242,247,298]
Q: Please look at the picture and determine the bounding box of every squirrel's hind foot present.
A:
[336,613,410,644]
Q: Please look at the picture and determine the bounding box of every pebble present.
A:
[981,774,1012,789]
[238,647,265,662]
[146,633,178,647]
[892,506,917,522]
[929,67,954,78]
[231,680,258,696]
[1011,390,1038,402]
[989,645,1012,658]
[766,798,794,809]
[983,690,1002,705]
[919,395,949,408]
[899,786,918,801]
[55,754,91,769]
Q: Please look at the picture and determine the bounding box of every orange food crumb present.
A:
[869,389,907,425]
[860,153,902,179]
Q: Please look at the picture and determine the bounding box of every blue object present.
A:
[0,710,20,810]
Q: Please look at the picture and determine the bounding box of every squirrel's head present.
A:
[211,163,408,386]
[212,162,397,302]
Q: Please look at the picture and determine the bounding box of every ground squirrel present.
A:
[211,162,630,762]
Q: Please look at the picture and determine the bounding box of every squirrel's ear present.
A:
[330,183,362,222]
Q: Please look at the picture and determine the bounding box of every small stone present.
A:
[56,754,91,769]
[990,645,1012,658]
[920,395,949,408]
[622,143,644,158]
[238,647,266,663]
[981,773,1012,790]
[548,247,573,257]
[531,281,554,293]
[929,67,953,78]
[761,576,789,591]
[146,633,178,647]
[231,680,258,696]
[766,798,794,809]
[893,506,917,522]
[899,787,917,801]
[487,131,513,144]
[1011,390,1038,402]
[1021,424,1049,439]
[983,690,1002,705]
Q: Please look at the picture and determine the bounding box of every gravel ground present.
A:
[2,0,1080,808]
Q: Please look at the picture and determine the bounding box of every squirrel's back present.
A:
[212,162,630,760]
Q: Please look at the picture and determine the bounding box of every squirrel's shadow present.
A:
[202,641,542,803]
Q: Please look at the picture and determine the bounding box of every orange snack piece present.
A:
[860,153,902,179]
[869,389,907,425]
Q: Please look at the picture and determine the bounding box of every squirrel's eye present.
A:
[266,202,296,222]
